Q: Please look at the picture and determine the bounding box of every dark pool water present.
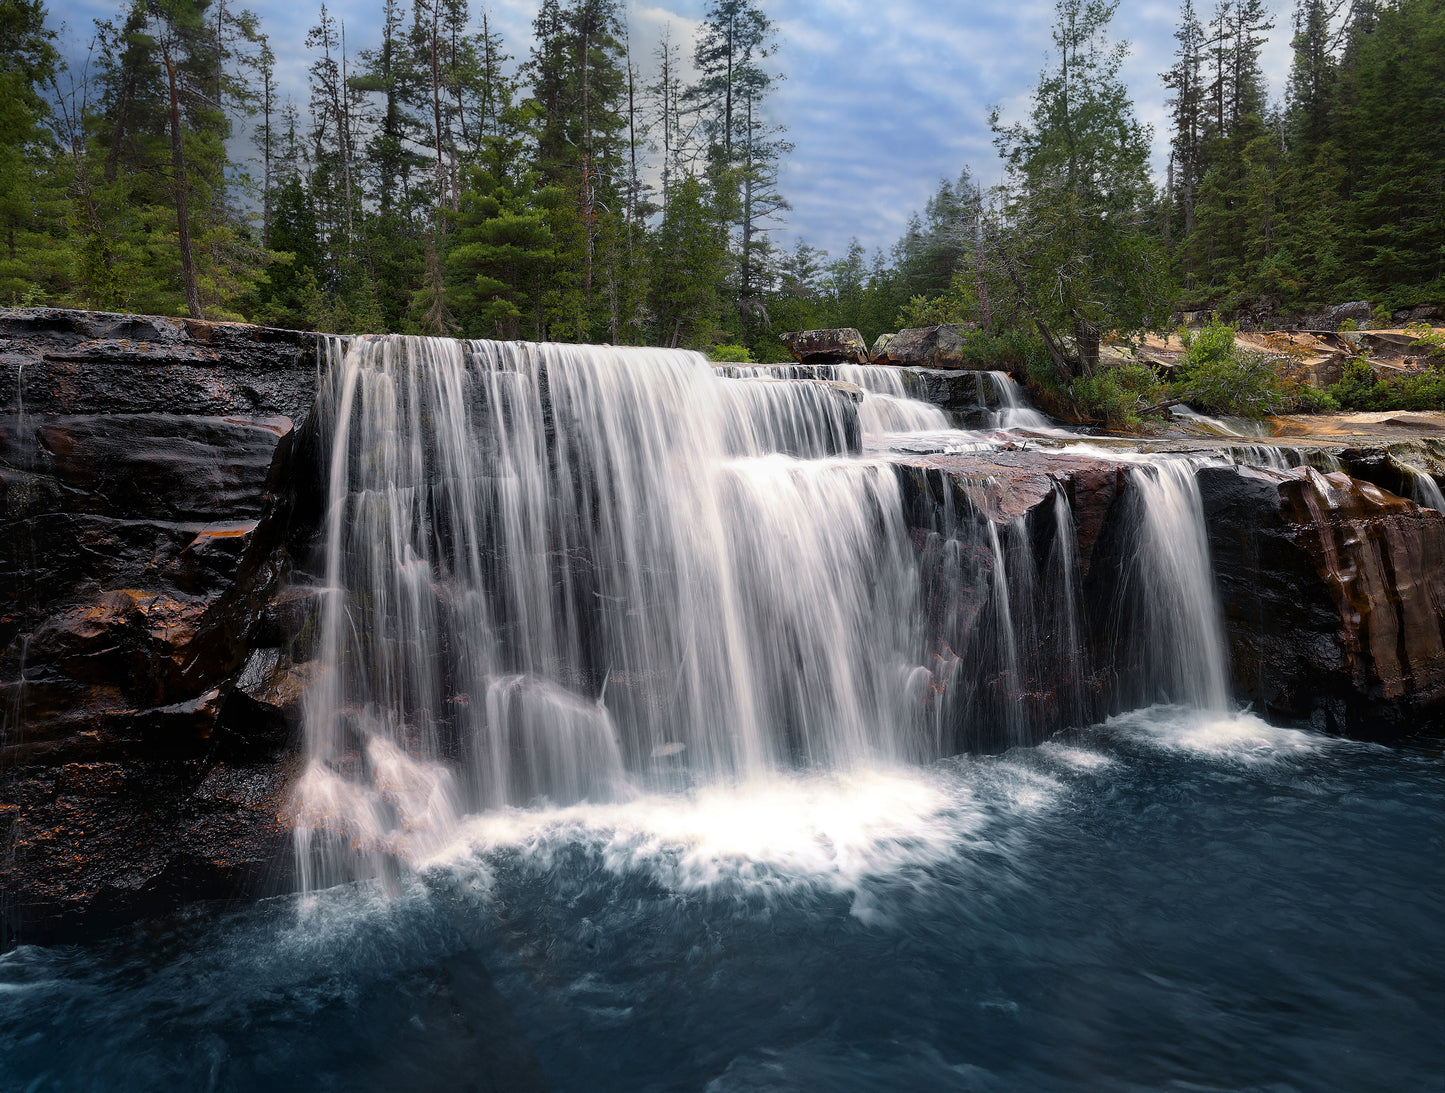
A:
[3,707,1442,1093]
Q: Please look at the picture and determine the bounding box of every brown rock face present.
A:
[892,449,1133,751]
[870,324,984,369]
[1200,463,1445,736]
[779,327,869,363]
[1,309,322,943]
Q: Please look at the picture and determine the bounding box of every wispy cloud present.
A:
[49,0,1301,258]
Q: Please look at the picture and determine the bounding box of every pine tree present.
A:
[0,0,66,304]
[686,0,790,348]
[991,0,1168,373]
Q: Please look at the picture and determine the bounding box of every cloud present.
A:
[49,0,1302,258]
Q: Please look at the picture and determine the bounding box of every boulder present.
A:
[1313,300,1374,330]
[870,324,988,370]
[779,327,868,364]
[1392,304,1441,324]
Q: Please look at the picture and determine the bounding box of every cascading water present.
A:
[1396,458,1445,510]
[294,335,1244,888]
[715,362,950,436]
[1102,459,1232,712]
[295,337,926,886]
[985,371,1055,431]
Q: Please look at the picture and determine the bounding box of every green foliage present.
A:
[990,0,1171,374]
[707,343,754,363]
[1172,319,1290,416]
[1328,352,1445,412]
[1070,363,1167,428]
[1325,355,1377,410]
[1405,323,1445,358]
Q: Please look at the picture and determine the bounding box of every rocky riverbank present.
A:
[4,307,1445,944]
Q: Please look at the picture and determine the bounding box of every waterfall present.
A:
[295,337,923,887]
[1104,460,1232,712]
[294,335,1238,887]
[986,372,1054,431]
[714,362,949,437]
[1397,459,1445,510]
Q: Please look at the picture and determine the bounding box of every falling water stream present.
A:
[3,337,1441,1092]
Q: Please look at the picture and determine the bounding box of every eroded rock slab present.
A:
[1200,463,1445,736]
[1,309,321,943]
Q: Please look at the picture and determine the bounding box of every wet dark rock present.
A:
[0,306,323,421]
[1199,463,1445,736]
[1,308,321,945]
[893,449,1132,751]
[779,327,869,364]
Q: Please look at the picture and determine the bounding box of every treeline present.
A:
[2,0,1440,362]
[836,0,1444,373]
[1,0,812,355]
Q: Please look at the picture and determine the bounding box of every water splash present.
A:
[296,338,924,888]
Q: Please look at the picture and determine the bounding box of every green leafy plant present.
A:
[1070,363,1167,428]
[708,343,755,363]
[1405,322,1445,359]
[1171,319,1290,417]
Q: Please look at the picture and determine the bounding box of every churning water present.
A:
[4,338,1441,1091]
[2,708,1440,1092]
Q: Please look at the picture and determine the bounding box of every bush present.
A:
[708,343,755,363]
[1327,356,1378,410]
[1326,353,1445,412]
[1172,319,1290,417]
[1070,362,1167,428]
[1405,322,1445,360]
[958,329,1051,374]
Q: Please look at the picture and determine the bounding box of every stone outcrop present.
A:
[0,307,321,420]
[1200,463,1445,737]
[1313,300,1374,330]
[6,306,1445,942]
[779,327,868,364]
[869,324,984,370]
[1,309,325,943]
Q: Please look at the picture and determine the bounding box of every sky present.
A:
[47,0,1299,260]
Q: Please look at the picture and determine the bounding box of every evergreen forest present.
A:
[1,0,1441,363]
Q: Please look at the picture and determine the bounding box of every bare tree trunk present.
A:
[163,48,204,319]
[429,1,446,226]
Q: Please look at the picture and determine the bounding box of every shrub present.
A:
[1327,356,1379,410]
[708,343,754,363]
[1171,319,1290,417]
[1071,362,1167,428]
[1327,353,1445,412]
[1405,322,1445,359]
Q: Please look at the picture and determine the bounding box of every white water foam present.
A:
[1100,705,1342,762]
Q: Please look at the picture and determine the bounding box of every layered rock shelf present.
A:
[5,307,1445,943]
